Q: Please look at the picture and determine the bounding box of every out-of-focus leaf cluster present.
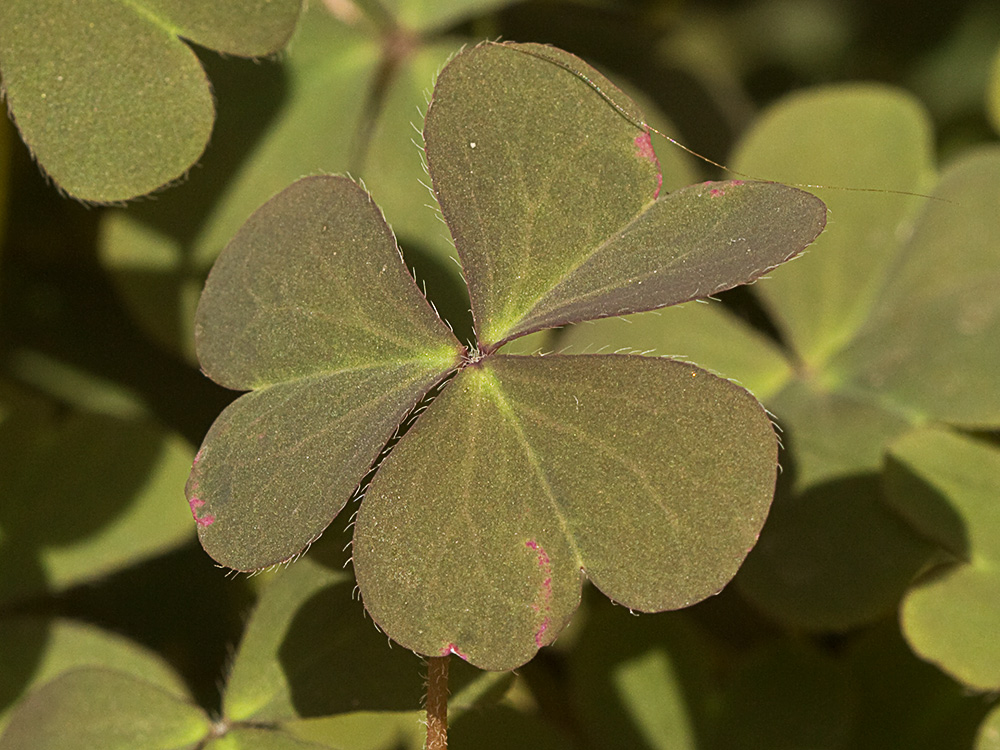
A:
[2,0,999,747]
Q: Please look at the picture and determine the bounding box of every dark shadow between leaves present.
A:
[450,703,575,749]
[54,539,252,715]
[0,610,52,720]
[278,578,484,717]
[734,472,940,631]
[882,454,970,561]
[0,415,168,607]
[566,585,720,750]
[396,235,475,349]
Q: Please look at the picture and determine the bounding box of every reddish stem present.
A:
[426,655,450,750]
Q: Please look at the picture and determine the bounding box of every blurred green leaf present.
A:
[0,386,194,604]
[204,727,337,750]
[355,354,778,669]
[373,0,522,31]
[286,712,425,750]
[570,599,719,750]
[989,44,1000,134]
[732,84,935,368]
[978,704,1000,750]
[833,148,1000,426]
[0,0,302,201]
[0,668,209,750]
[188,176,462,571]
[891,427,1000,690]
[0,617,191,733]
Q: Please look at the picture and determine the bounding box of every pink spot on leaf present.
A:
[633,132,662,200]
[187,497,215,527]
[441,642,469,660]
[525,540,554,647]
[709,188,725,197]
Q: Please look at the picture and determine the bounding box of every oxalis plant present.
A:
[187,41,826,745]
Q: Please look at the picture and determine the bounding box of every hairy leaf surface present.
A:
[426,43,826,347]
[355,354,776,669]
[188,176,462,571]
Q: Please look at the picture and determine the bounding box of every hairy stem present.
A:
[426,655,450,750]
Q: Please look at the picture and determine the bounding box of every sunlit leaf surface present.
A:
[426,43,825,346]
[355,354,777,669]
[0,669,209,750]
[891,427,1000,691]
[0,0,302,201]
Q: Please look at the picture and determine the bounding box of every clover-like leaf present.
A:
[190,42,826,669]
[0,0,302,202]
[354,355,777,669]
[187,176,463,570]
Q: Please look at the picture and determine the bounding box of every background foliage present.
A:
[1,0,999,747]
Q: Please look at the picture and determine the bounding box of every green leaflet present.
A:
[426,43,825,347]
[191,42,825,669]
[890,427,1000,691]
[0,669,209,750]
[354,355,777,670]
[0,0,302,201]
[188,176,462,571]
